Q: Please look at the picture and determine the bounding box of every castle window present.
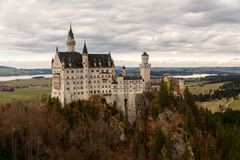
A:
[71,70,74,73]
[91,70,94,72]
[67,88,70,90]
[81,92,83,94]
[67,70,69,73]
[67,82,69,85]
[67,77,69,79]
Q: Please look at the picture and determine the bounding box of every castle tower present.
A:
[82,40,89,99]
[120,66,126,77]
[82,40,88,64]
[67,24,76,52]
[140,52,151,91]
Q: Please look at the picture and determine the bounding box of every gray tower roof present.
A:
[82,40,88,54]
[142,52,149,56]
[68,24,74,40]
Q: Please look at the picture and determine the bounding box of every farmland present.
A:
[187,82,224,95]
[0,79,51,104]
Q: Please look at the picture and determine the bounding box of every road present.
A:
[226,98,234,108]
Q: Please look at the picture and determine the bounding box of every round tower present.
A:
[67,24,76,52]
[140,52,151,91]
[141,52,149,64]
[120,66,126,77]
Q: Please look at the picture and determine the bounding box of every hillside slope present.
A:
[0,87,239,159]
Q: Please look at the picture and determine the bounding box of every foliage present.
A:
[0,84,240,159]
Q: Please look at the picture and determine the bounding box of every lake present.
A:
[172,74,217,79]
[0,74,52,81]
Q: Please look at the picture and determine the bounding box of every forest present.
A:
[0,80,239,160]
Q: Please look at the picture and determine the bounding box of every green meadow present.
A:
[0,79,51,104]
[4,78,51,87]
[188,81,240,112]
[188,82,224,95]
[0,87,51,104]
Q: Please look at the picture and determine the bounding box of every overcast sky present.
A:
[0,0,240,68]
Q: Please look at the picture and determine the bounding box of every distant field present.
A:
[228,99,240,110]
[0,78,51,104]
[3,78,51,87]
[188,82,224,95]
[197,98,240,113]
[197,99,227,113]
[0,87,51,104]
[185,81,209,87]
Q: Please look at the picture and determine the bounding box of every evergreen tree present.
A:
[159,79,171,109]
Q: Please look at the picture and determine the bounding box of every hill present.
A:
[0,66,51,76]
[0,66,16,69]
[0,83,239,159]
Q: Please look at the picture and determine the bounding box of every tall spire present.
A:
[67,22,76,52]
[68,22,74,40]
[82,40,88,54]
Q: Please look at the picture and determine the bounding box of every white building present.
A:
[51,25,151,122]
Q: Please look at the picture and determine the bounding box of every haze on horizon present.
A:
[0,0,240,68]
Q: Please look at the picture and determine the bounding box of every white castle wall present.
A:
[51,26,151,122]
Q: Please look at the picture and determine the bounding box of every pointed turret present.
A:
[82,40,88,54]
[68,23,74,40]
[66,23,76,52]
[82,40,88,65]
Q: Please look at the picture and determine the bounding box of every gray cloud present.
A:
[0,0,240,68]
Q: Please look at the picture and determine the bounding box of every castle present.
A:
[51,25,151,122]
